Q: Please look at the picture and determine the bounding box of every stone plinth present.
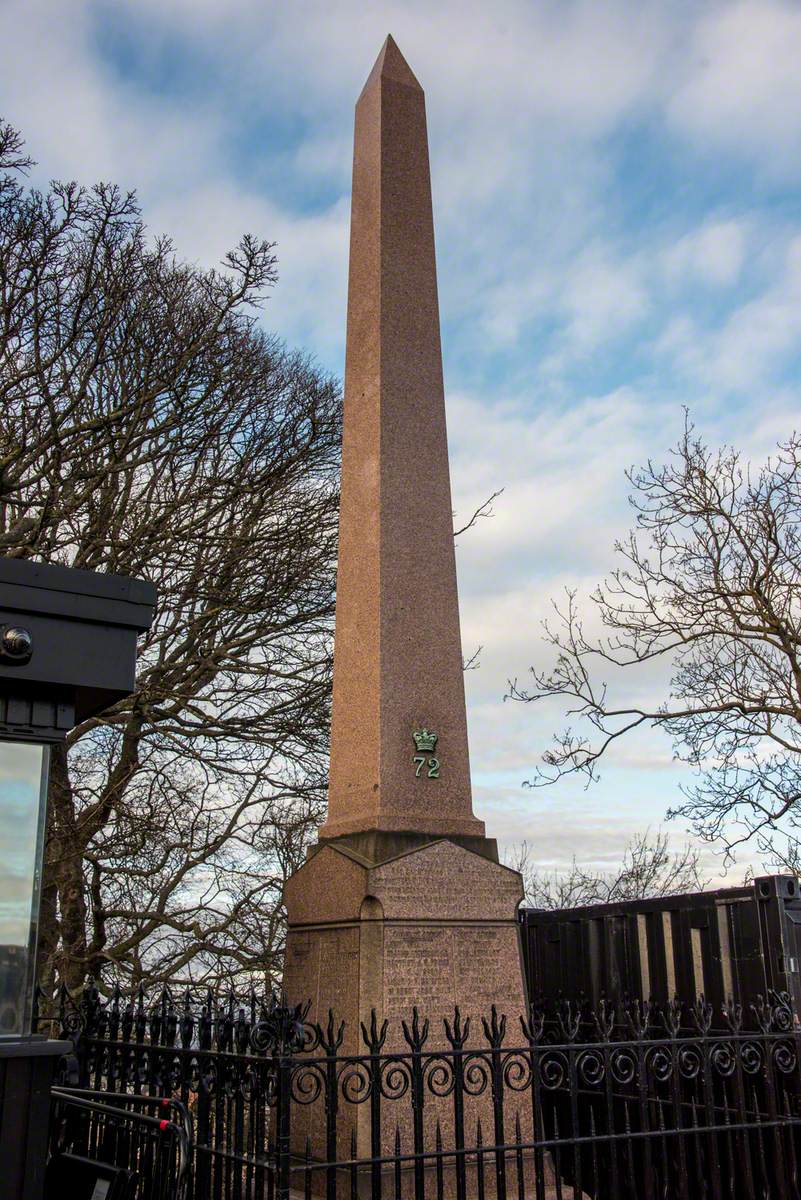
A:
[283,839,568,1196]
[283,840,527,1142]
[284,839,527,1040]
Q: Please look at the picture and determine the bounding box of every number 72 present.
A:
[414,755,440,779]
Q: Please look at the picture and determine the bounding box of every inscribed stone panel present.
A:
[370,841,523,921]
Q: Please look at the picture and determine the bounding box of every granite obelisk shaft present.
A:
[320,37,484,843]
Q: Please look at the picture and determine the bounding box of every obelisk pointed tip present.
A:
[360,34,423,98]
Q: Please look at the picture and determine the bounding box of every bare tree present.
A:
[0,121,342,995]
[506,830,705,909]
[510,418,801,865]
[453,488,504,540]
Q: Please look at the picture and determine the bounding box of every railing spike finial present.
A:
[320,1007,345,1054]
[594,997,616,1041]
[691,993,714,1035]
[556,998,581,1043]
[360,1008,388,1053]
[520,1003,545,1046]
[401,1005,429,1052]
[626,996,653,1038]
[481,1003,507,1048]
[444,1004,471,1048]
[663,995,683,1038]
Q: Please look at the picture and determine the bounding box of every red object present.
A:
[159,1119,169,1132]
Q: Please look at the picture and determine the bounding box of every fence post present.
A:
[362,1009,389,1200]
[520,1006,547,1200]
[444,1008,470,1200]
[321,1010,345,1200]
[276,1047,292,1200]
[482,1005,507,1200]
[402,1008,430,1200]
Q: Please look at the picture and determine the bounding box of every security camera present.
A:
[0,625,33,664]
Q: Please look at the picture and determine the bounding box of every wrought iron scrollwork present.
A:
[462,1052,491,1096]
[379,1056,412,1101]
[424,1054,456,1098]
[250,992,316,1055]
[42,983,801,1200]
[502,1050,532,1092]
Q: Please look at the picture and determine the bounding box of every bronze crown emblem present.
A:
[412,728,438,753]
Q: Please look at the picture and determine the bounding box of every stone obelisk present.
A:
[283,33,527,1055]
[319,35,485,855]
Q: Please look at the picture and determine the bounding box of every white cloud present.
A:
[148,181,350,360]
[662,220,747,288]
[450,387,686,827]
[559,245,648,351]
[657,235,801,391]
[668,0,801,177]
[450,386,669,579]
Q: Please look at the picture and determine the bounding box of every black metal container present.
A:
[520,874,801,1021]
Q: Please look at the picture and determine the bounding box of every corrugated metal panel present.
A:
[520,875,801,1023]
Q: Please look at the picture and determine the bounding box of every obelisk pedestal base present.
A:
[283,838,527,1043]
[283,838,572,1196]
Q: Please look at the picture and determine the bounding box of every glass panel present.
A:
[0,741,49,1036]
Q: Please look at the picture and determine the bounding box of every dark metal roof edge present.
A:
[0,556,156,606]
[0,558,156,630]
[518,880,781,921]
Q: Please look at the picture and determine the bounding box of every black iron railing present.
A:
[37,985,801,1200]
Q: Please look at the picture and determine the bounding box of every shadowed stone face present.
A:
[321,36,485,842]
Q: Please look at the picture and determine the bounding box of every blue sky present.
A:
[4,0,801,883]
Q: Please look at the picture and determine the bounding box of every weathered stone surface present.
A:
[282,843,369,926]
[315,828,500,865]
[320,35,483,842]
[282,842,547,1190]
[283,840,527,1049]
[369,839,523,920]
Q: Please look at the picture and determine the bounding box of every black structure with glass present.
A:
[0,556,155,1200]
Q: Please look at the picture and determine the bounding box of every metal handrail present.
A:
[53,1085,194,1154]
[51,1087,191,1199]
